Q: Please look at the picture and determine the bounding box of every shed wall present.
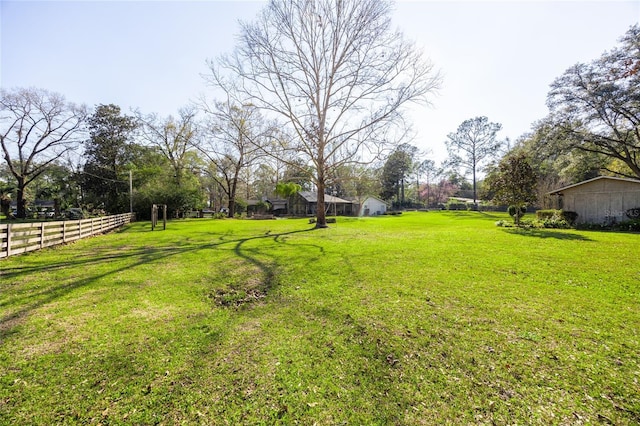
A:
[562,180,640,224]
[360,197,387,216]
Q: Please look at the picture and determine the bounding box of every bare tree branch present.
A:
[205,0,440,227]
[0,87,86,218]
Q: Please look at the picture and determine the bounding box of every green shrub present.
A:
[613,219,640,232]
[535,209,577,228]
[507,205,526,217]
[447,203,467,211]
[540,218,570,229]
[518,219,537,229]
[626,207,640,220]
[495,219,512,227]
[507,205,527,222]
[561,211,578,225]
[535,209,557,220]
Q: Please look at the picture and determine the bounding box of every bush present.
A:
[535,210,557,220]
[539,217,570,229]
[613,219,640,232]
[518,219,536,229]
[626,207,640,220]
[495,220,513,228]
[507,205,528,226]
[535,209,577,228]
[534,209,573,228]
[561,211,578,225]
[446,202,467,211]
[507,205,526,220]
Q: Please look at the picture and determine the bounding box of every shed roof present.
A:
[548,176,640,195]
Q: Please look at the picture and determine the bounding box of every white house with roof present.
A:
[358,196,387,216]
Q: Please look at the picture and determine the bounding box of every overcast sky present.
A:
[2,0,638,163]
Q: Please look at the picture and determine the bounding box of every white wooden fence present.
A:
[0,213,134,259]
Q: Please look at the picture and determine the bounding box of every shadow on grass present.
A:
[502,228,593,241]
[0,226,319,340]
[442,211,503,221]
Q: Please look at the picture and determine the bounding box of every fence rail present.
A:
[0,213,134,259]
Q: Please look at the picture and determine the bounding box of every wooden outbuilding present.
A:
[548,176,640,225]
[357,196,388,216]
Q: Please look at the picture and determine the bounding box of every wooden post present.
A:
[40,222,45,249]
[6,223,11,257]
[151,204,157,231]
[163,205,167,230]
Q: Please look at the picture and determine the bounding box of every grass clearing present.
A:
[1,211,639,424]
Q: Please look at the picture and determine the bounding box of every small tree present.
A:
[381,144,417,206]
[445,116,503,205]
[485,152,537,226]
[275,182,301,215]
[197,101,267,218]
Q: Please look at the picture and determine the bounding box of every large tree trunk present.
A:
[16,178,27,219]
[228,181,237,218]
[472,158,477,205]
[315,179,328,228]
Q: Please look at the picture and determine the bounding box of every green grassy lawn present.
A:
[1,211,639,425]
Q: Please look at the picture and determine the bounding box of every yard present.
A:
[1,211,638,424]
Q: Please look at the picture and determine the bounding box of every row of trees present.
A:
[2,0,442,227]
[390,23,640,213]
[2,0,638,224]
[484,23,640,213]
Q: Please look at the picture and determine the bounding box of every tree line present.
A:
[381,22,640,213]
[1,0,638,224]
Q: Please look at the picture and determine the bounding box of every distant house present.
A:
[290,191,356,216]
[357,196,387,216]
[548,176,640,225]
[266,198,288,216]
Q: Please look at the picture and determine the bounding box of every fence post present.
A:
[6,223,11,257]
[163,205,167,230]
[2,214,131,259]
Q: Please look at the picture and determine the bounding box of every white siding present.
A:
[360,197,387,216]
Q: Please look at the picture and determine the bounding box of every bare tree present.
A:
[197,101,268,217]
[0,88,86,218]
[137,106,199,185]
[207,0,440,227]
[445,116,503,205]
[417,158,442,207]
